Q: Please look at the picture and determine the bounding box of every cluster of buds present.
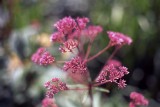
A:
[129,92,149,107]
[31,48,55,65]
[30,16,149,107]
[95,59,129,89]
[44,78,68,98]
[107,31,132,46]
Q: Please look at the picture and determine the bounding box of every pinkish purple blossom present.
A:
[39,52,55,66]
[59,39,79,53]
[31,48,46,64]
[84,25,103,40]
[129,92,149,107]
[118,79,126,89]
[95,64,129,89]
[31,48,55,65]
[107,31,132,46]
[54,16,77,35]
[76,17,89,30]
[42,98,58,107]
[44,78,68,98]
[63,56,87,74]
[50,32,64,43]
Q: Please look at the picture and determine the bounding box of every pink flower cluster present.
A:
[53,16,89,37]
[84,25,103,41]
[63,56,87,74]
[42,98,58,107]
[129,92,149,107]
[107,31,132,46]
[59,39,79,53]
[30,16,138,106]
[44,78,68,98]
[31,48,55,65]
[95,60,129,89]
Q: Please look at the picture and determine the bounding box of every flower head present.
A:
[31,48,55,65]
[42,98,58,107]
[118,79,126,89]
[39,52,55,66]
[50,32,64,43]
[44,78,68,98]
[130,92,149,107]
[84,25,103,41]
[63,56,87,74]
[76,17,89,30]
[59,39,79,53]
[95,63,129,88]
[54,16,77,35]
[107,31,132,46]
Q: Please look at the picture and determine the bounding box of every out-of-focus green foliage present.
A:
[90,0,160,68]
[12,0,43,29]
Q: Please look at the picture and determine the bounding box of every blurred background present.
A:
[0,0,160,107]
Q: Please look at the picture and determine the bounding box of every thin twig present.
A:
[86,44,111,62]
[107,46,121,62]
[84,41,92,60]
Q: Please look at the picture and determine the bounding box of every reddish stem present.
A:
[86,44,111,62]
[85,41,92,60]
[68,87,89,91]
[93,80,111,87]
[107,46,121,62]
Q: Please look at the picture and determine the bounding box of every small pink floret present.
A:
[76,17,89,30]
[84,25,103,40]
[31,48,55,66]
[130,92,149,107]
[59,39,79,53]
[95,63,129,88]
[44,78,68,98]
[54,16,77,35]
[50,32,64,43]
[107,31,132,46]
[40,52,55,66]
